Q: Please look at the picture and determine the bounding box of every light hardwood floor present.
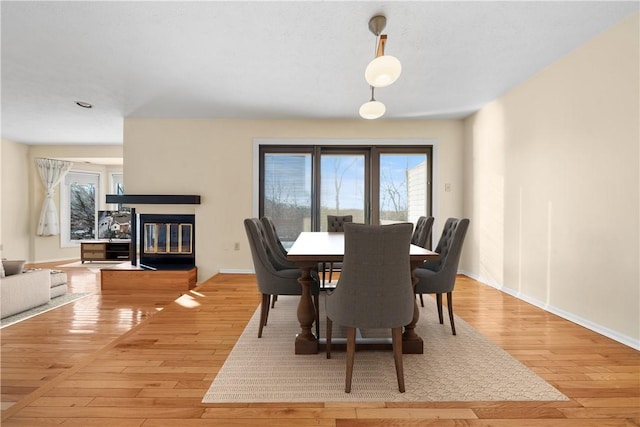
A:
[1,262,638,426]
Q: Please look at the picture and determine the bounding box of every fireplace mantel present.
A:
[106,194,201,204]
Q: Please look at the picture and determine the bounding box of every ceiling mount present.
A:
[368,15,386,37]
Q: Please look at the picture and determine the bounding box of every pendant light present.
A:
[359,87,386,120]
[358,15,401,119]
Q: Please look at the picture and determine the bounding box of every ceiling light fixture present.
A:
[365,15,401,88]
[359,15,401,120]
[359,87,386,120]
[75,101,93,109]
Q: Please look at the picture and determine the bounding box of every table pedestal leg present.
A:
[403,260,424,354]
[295,264,318,354]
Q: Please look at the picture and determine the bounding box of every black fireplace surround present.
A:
[138,214,195,270]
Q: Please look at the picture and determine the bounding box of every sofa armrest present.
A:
[1,269,51,319]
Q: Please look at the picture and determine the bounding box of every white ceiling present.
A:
[2,1,638,146]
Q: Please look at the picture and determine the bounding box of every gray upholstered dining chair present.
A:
[415,218,470,335]
[324,214,353,285]
[411,216,434,249]
[261,216,323,308]
[244,218,319,338]
[325,222,414,393]
[260,216,297,269]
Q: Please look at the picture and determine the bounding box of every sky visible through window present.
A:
[321,155,364,211]
[379,154,426,215]
[320,154,426,210]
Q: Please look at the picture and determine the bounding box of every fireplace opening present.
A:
[138,214,195,270]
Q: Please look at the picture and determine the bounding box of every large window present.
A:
[259,144,432,246]
[60,171,100,247]
[261,149,313,245]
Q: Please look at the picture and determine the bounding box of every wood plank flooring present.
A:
[1,262,638,426]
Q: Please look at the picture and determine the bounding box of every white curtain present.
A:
[35,158,73,236]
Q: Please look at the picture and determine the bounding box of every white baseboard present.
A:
[459,269,503,290]
[219,268,254,274]
[459,269,640,351]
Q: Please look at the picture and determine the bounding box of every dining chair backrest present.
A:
[326,222,414,329]
[411,216,434,249]
[260,217,297,269]
[327,215,353,232]
[243,218,302,296]
[421,218,470,277]
[260,217,288,257]
[244,218,278,278]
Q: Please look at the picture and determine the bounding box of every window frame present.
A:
[371,146,433,226]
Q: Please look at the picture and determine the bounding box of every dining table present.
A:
[286,231,439,355]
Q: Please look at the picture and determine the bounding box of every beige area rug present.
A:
[203,294,568,403]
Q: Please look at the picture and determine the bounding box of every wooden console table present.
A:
[81,241,131,263]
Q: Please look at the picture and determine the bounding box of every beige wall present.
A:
[124,119,465,281]
[463,13,639,347]
[1,138,31,260]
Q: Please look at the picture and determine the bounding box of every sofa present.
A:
[50,270,68,298]
[1,260,68,319]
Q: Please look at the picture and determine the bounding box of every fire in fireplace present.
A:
[138,214,195,270]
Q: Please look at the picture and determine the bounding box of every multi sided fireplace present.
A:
[138,214,195,270]
[104,195,201,271]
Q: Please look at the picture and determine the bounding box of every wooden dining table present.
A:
[287,231,439,355]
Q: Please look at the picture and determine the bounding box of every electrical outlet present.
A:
[444,183,452,192]
[234,242,240,251]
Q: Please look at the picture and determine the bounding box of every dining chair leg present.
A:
[392,327,405,393]
[321,263,326,287]
[265,295,271,324]
[258,294,270,338]
[271,295,278,309]
[329,263,334,283]
[345,327,356,393]
[419,293,424,307]
[326,317,333,359]
[313,294,320,339]
[436,293,444,324]
[447,291,456,335]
